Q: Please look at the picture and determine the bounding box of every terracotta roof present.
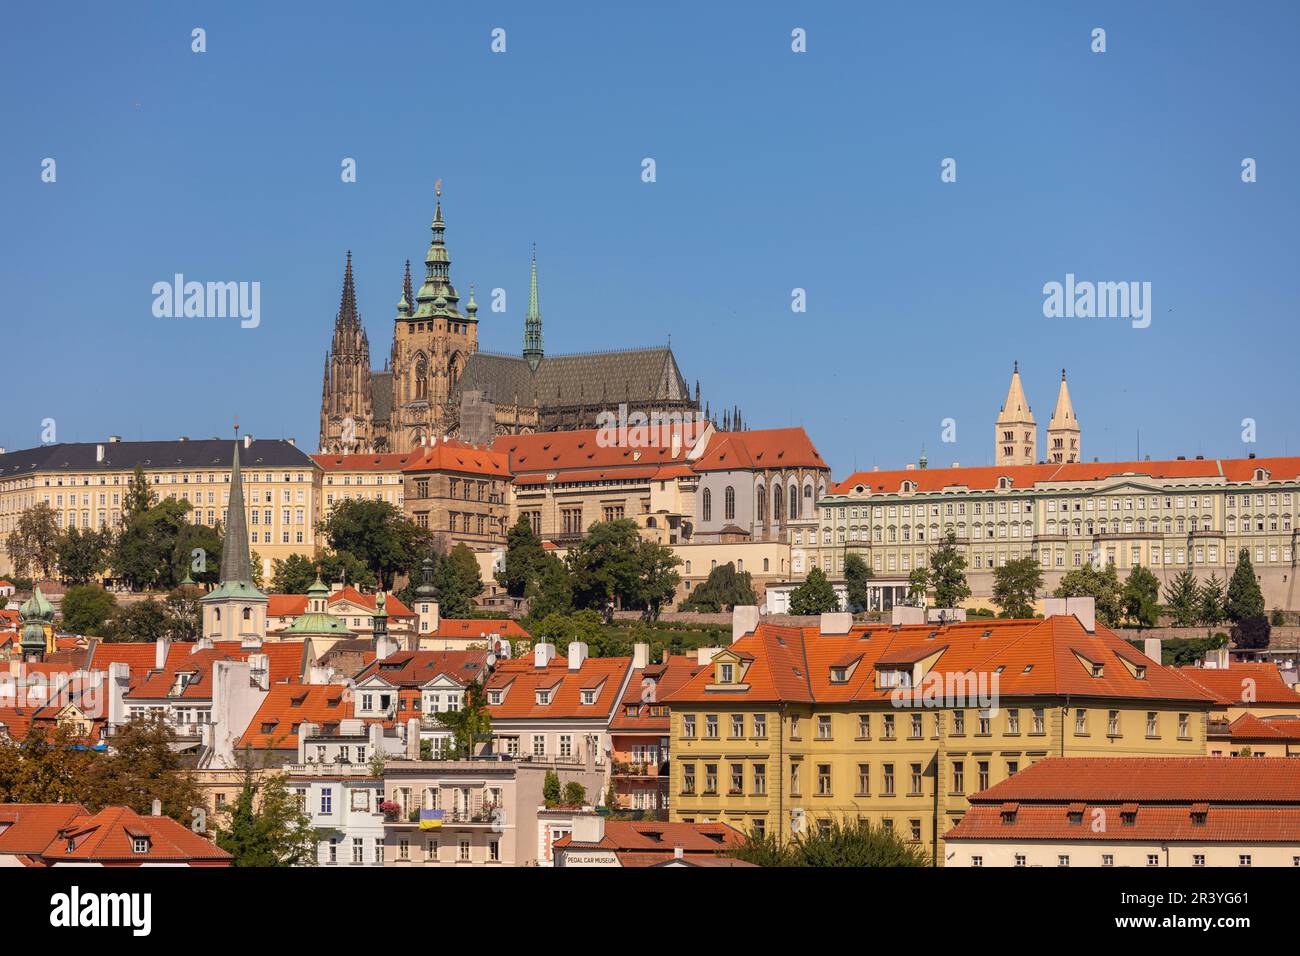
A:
[124,641,308,700]
[432,618,530,640]
[662,616,1214,706]
[833,455,1300,496]
[494,426,702,477]
[37,806,230,864]
[1175,664,1300,708]
[968,756,1300,803]
[553,820,743,854]
[692,428,828,473]
[0,804,88,855]
[485,655,633,720]
[270,589,415,619]
[610,656,705,731]
[84,640,159,672]
[237,683,353,750]
[402,443,510,477]
[310,452,420,472]
[353,650,488,689]
[947,757,1300,844]
[1214,713,1300,742]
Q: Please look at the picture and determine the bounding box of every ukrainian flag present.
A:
[419,809,444,830]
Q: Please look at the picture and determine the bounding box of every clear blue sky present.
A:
[3,1,1298,477]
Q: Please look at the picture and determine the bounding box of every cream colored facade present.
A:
[512,468,698,547]
[815,458,1300,609]
[674,540,792,605]
[948,839,1300,868]
[0,437,322,582]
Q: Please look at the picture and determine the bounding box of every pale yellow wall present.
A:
[948,840,1300,868]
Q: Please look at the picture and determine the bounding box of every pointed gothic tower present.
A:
[319,251,376,453]
[1047,368,1081,463]
[201,439,269,643]
[995,361,1037,467]
[523,246,544,371]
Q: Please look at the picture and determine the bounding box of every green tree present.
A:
[730,817,928,867]
[561,781,587,806]
[906,567,930,605]
[434,682,493,759]
[121,464,155,519]
[566,519,644,611]
[5,502,59,579]
[433,543,485,617]
[1122,565,1162,629]
[1162,570,1200,627]
[55,526,111,586]
[525,553,574,620]
[60,584,118,636]
[104,598,169,643]
[992,557,1043,618]
[173,521,224,586]
[270,550,376,594]
[0,725,96,804]
[316,498,434,590]
[1054,563,1123,627]
[632,538,682,621]
[1197,573,1227,627]
[789,567,840,615]
[529,610,607,655]
[680,561,757,613]
[162,587,203,642]
[216,770,315,867]
[1226,548,1265,623]
[113,498,192,590]
[542,770,562,807]
[82,716,203,821]
[928,530,971,607]
[1232,614,1271,650]
[842,553,873,613]
[498,515,545,598]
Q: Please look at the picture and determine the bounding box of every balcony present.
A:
[385,808,499,827]
[612,760,668,779]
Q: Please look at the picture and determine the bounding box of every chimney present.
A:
[696,646,722,666]
[891,606,925,626]
[571,813,605,844]
[632,642,650,670]
[297,721,318,763]
[286,438,296,447]
[674,845,684,860]
[533,643,556,668]
[108,435,121,443]
[568,641,589,671]
[905,463,916,471]
[951,461,960,468]
[243,434,253,449]
[248,652,270,691]
[1143,637,1163,664]
[154,637,171,670]
[406,718,421,759]
[151,799,162,817]
[107,662,130,727]
[375,634,399,661]
[819,612,853,635]
[732,605,760,643]
[1044,596,1095,633]
[96,444,105,463]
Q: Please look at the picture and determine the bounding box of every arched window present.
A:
[448,352,463,386]
[415,354,429,400]
[790,485,799,520]
[757,488,767,523]
[773,487,783,522]
[724,486,735,521]
[702,488,712,522]
[242,607,251,621]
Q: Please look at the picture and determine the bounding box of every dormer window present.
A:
[719,663,734,683]
[830,667,848,683]
[876,668,912,689]
[580,690,596,705]
[1092,663,1104,677]
[132,836,150,854]
[488,691,502,705]
[1135,665,1146,679]
[536,690,551,705]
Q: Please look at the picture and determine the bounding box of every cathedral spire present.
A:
[337,251,359,329]
[1047,368,1081,463]
[219,439,253,586]
[413,180,459,317]
[995,361,1037,467]
[523,245,544,371]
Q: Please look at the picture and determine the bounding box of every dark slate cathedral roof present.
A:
[451,346,691,408]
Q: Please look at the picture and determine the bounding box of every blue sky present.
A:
[3,1,1298,477]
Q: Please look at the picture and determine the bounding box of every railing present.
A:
[386,809,498,826]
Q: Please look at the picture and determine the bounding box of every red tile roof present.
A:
[431,618,530,640]
[947,757,1300,844]
[610,656,705,732]
[37,806,231,864]
[494,426,702,477]
[310,452,422,472]
[833,455,1300,496]
[1175,664,1300,708]
[0,804,88,855]
[692,428,828,473]
[553,820,743,854]
[662,616,1213,706]
[353,650,488,689]
[1214,713,1300,742]
[485,654,633,720]
[124,640,308,700]
[268,589,415,619]
[236,683,353,750]
[402,443,510,478]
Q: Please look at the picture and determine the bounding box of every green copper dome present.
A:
[20,586,54,623]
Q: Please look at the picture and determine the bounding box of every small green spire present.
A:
[523,245,543,371]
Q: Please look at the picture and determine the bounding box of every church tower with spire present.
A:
[388,182,480,451]
[523,246,544,371]
[320,252,379,453]
[201,439,268,643]
[1047,368,1081,463]
[995,361,1037,467]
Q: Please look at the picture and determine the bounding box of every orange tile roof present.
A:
[124,640,308,700]
[402,443,510,477]
[485,655,633,719]
[946,757,1300,844]
[84,640,159,672]
[610,656,705,732]
[237,683,353,750]
[494,426,701,477]
[354,650,488,688]
[310,452,421,472]
[0,804,88,855]
[553,820,743,854]
[432,618,530,640]
[833,455,1300,496]
[662,616,1214,706]
[269,589,415,619]
[38,806,230,864]
[692,428,828,473]
[1175,663,1300,708]
[1215,713,1300,742]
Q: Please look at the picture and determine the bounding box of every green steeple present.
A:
[282,571,350,637]
[523,246,543,371]
[204,439,266,603]
[19,586,54,659]
[412,181,460,319]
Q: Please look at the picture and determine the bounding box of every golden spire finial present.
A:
[435,178,442,197]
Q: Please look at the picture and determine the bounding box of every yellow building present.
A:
[0,436,321,582]
[662,599,1215,864]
